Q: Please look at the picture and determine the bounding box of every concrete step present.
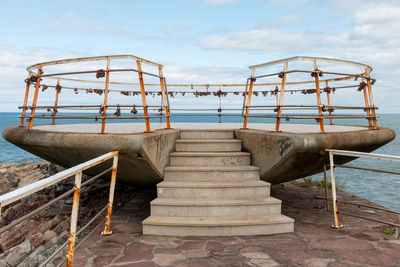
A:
[180,130,234,140]
[170,152,250,166]
[157,181,270,199]
[175,139,242,152]
[164,165,260,182]
[142,214,294,236]
[150,197,282,217]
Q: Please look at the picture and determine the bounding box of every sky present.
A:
[0,0,399,113]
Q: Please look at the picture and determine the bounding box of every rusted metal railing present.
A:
[318,149,400,229]
[0,151,119,267]
[20,55,171,133]
[19,55,378,133]
[242,56,378,132]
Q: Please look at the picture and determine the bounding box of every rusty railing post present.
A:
[329,152,342,229]
[52,79,61,125]
[102,152,119,236]
[275,63,288,132]
[101,58,111,134]
[137,60,151,132]
[158,66,171,129]
[20,74,32,127]
[314,69,325,133]
[325,80,333,125]
[323,164,329,211]
[242,68,255,129]
[365,69,377,129]
[28,67,42,130]
[66,170,82,267]
[361,77,372,127]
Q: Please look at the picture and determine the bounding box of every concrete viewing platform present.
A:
[32,122,369,134]
[3,123,395,185]
[71,184,400,266]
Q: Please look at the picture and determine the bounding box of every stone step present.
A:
[170,152,250,166]
[164,165,260,182]
[180,130,234,140]
[142,214,294,236]
[150,197,282,217]
[175,139,242,152]
[157,181,270,199]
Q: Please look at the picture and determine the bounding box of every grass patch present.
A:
[378,226,393,236]
[299,177,341,191]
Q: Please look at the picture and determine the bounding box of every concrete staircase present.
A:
[142,130,294,236]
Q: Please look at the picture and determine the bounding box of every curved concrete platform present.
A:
[2,123,395,185]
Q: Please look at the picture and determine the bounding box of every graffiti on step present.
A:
[155,135,169,161]
[257,137,291,157]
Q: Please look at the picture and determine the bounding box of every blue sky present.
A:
[1,0,399,112]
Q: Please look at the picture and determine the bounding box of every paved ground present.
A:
[73,185,400,267]
[34,122,368,134]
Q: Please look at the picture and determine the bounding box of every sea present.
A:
[0,112,399,212]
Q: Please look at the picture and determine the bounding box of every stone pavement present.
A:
[73,185,400,267]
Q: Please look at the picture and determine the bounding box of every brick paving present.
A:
[73,184,400,266]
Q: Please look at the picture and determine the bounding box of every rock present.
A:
[0,219,40,251]
[43,230,57,242]
[0,259,10,267]
[0,178,11,195]
[29,233,44,248]
[53,218,69,235]
[18,245,46,267]
[42,202,71,217]
[0,231,24,252]
[5,239,31,266]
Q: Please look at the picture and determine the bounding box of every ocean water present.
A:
[0,112,399,212]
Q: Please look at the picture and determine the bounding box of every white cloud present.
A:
[195,2,400,113]
[203,0,242,7]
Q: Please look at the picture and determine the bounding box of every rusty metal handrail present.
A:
[21,55,171,133]
[323,149,400,229]
[242,57,378,132]
[249,56,373,71]
[0,151,119,267]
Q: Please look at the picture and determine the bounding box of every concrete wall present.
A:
[234,128,396,184]
[3,127,179,185]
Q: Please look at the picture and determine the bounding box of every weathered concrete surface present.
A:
[72,185,400,266]
[234,127,396,184]
[2,124,395,185]
[2,126,179,185]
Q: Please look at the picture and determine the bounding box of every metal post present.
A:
[20,75,32,127]
[242,68,255,129]
[275,63,288,132]
[66,171,82,267]
[101,58,111,134]
[314,70,325,133]
[323,164,329,210]
[365,69,377,129]
[158,66,171,129]
[218,94,222,123]
[325,80,333,125]
[329,152,343,229]
[361,77,372,127]
[137,60,151,132]
[101,152,119,236]
[28,67,42,130]
[52,79,61,125]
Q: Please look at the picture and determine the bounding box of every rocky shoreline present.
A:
[0,161,139,267]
